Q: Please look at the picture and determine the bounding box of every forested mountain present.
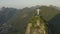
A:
[0,5,60,34]
[0,7,18,24]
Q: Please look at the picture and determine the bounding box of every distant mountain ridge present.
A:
[0,5,60,34]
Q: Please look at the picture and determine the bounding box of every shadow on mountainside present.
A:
[48,14,60,34]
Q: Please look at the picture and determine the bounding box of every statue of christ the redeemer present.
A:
[25,9,47,34]
[37,9,40,16]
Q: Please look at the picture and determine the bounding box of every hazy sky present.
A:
[0,0,60,9]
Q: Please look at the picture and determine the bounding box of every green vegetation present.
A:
[39,6,60,21]
[0,5,60,34]
[28,16,48,34]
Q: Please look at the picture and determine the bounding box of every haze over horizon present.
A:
[0,0,60,9]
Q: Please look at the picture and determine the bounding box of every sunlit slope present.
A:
[25,16,48,34]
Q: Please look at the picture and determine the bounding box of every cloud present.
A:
[0,0,60,8]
